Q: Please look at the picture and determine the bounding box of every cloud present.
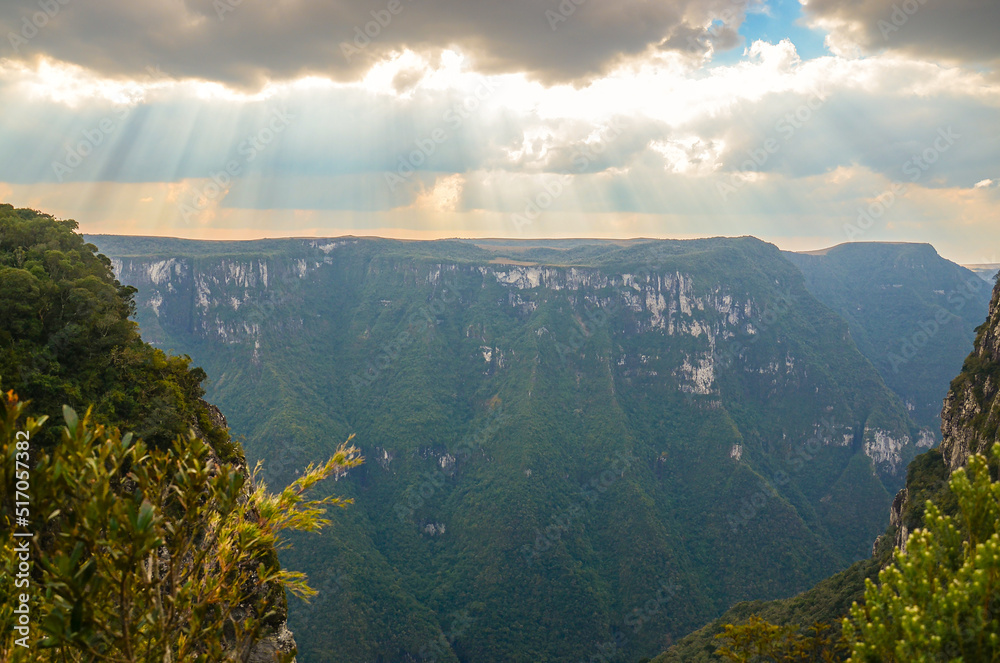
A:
[0,0,757,88]
[7,165,1000,263]
[802,0,1000,66]
[2,7,997,265]
[2,41,997,196]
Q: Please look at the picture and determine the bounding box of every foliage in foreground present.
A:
[711,444,1000,662]
[843,444,1000,662]
[0,391,362,662]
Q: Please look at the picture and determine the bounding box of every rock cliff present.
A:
[940,276,1000,471]
[90,235,931,662]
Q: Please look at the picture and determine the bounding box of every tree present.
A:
[0,390,362,661]
[843,444,1000,662]
[714,615,847,662]
[0,204,215,452]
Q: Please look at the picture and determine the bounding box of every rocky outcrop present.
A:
[247,624,298,663]
[940,277,1000,471]
[109,241,919,485]
[889,487,909,554]
[863,427,911,477]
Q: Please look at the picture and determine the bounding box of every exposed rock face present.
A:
[111,246,918,480]
[97,236,938,660]
[940,277,1000,472]
[247,624,298,663]
[889,487,909,554]
[864,427,911,477]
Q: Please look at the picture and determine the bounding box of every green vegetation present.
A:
[93,230,931,661]
[0,204,229,455]
[944,276,1000,450]
[714,616,847,662]
[786,243,992,433]
[663,445,1000,663]
[0,205,363,660]
[11,204,994,662]
[0,392,361,661]
[658,276,1000,663]
[843,444,1000,661]
[653,556,883,662]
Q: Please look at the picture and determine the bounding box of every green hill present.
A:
[785,242,992,434]
[91,233,935,662]
[655,272,1000,662]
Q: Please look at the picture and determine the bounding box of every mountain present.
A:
[784,242,993,435]
[655,267,1000,662]
[964,263,1000,283]
[90,233,936,662]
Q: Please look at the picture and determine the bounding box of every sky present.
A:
[0,0,998,263]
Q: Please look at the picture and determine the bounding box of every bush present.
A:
[0,390,362,661]
[843,444,1000,661]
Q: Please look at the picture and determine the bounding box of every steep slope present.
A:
[92,234,925,662]
[940,274,1000,470]
[785,243,993,435]
[0,205,298,660]
[655,272,1000,662]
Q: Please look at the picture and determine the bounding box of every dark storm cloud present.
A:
[0,0,751,87]
[803,0,1000,64]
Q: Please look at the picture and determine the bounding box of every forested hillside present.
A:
[92,232,940,662]
[656,272,1000,662]
[786,242,993,434]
